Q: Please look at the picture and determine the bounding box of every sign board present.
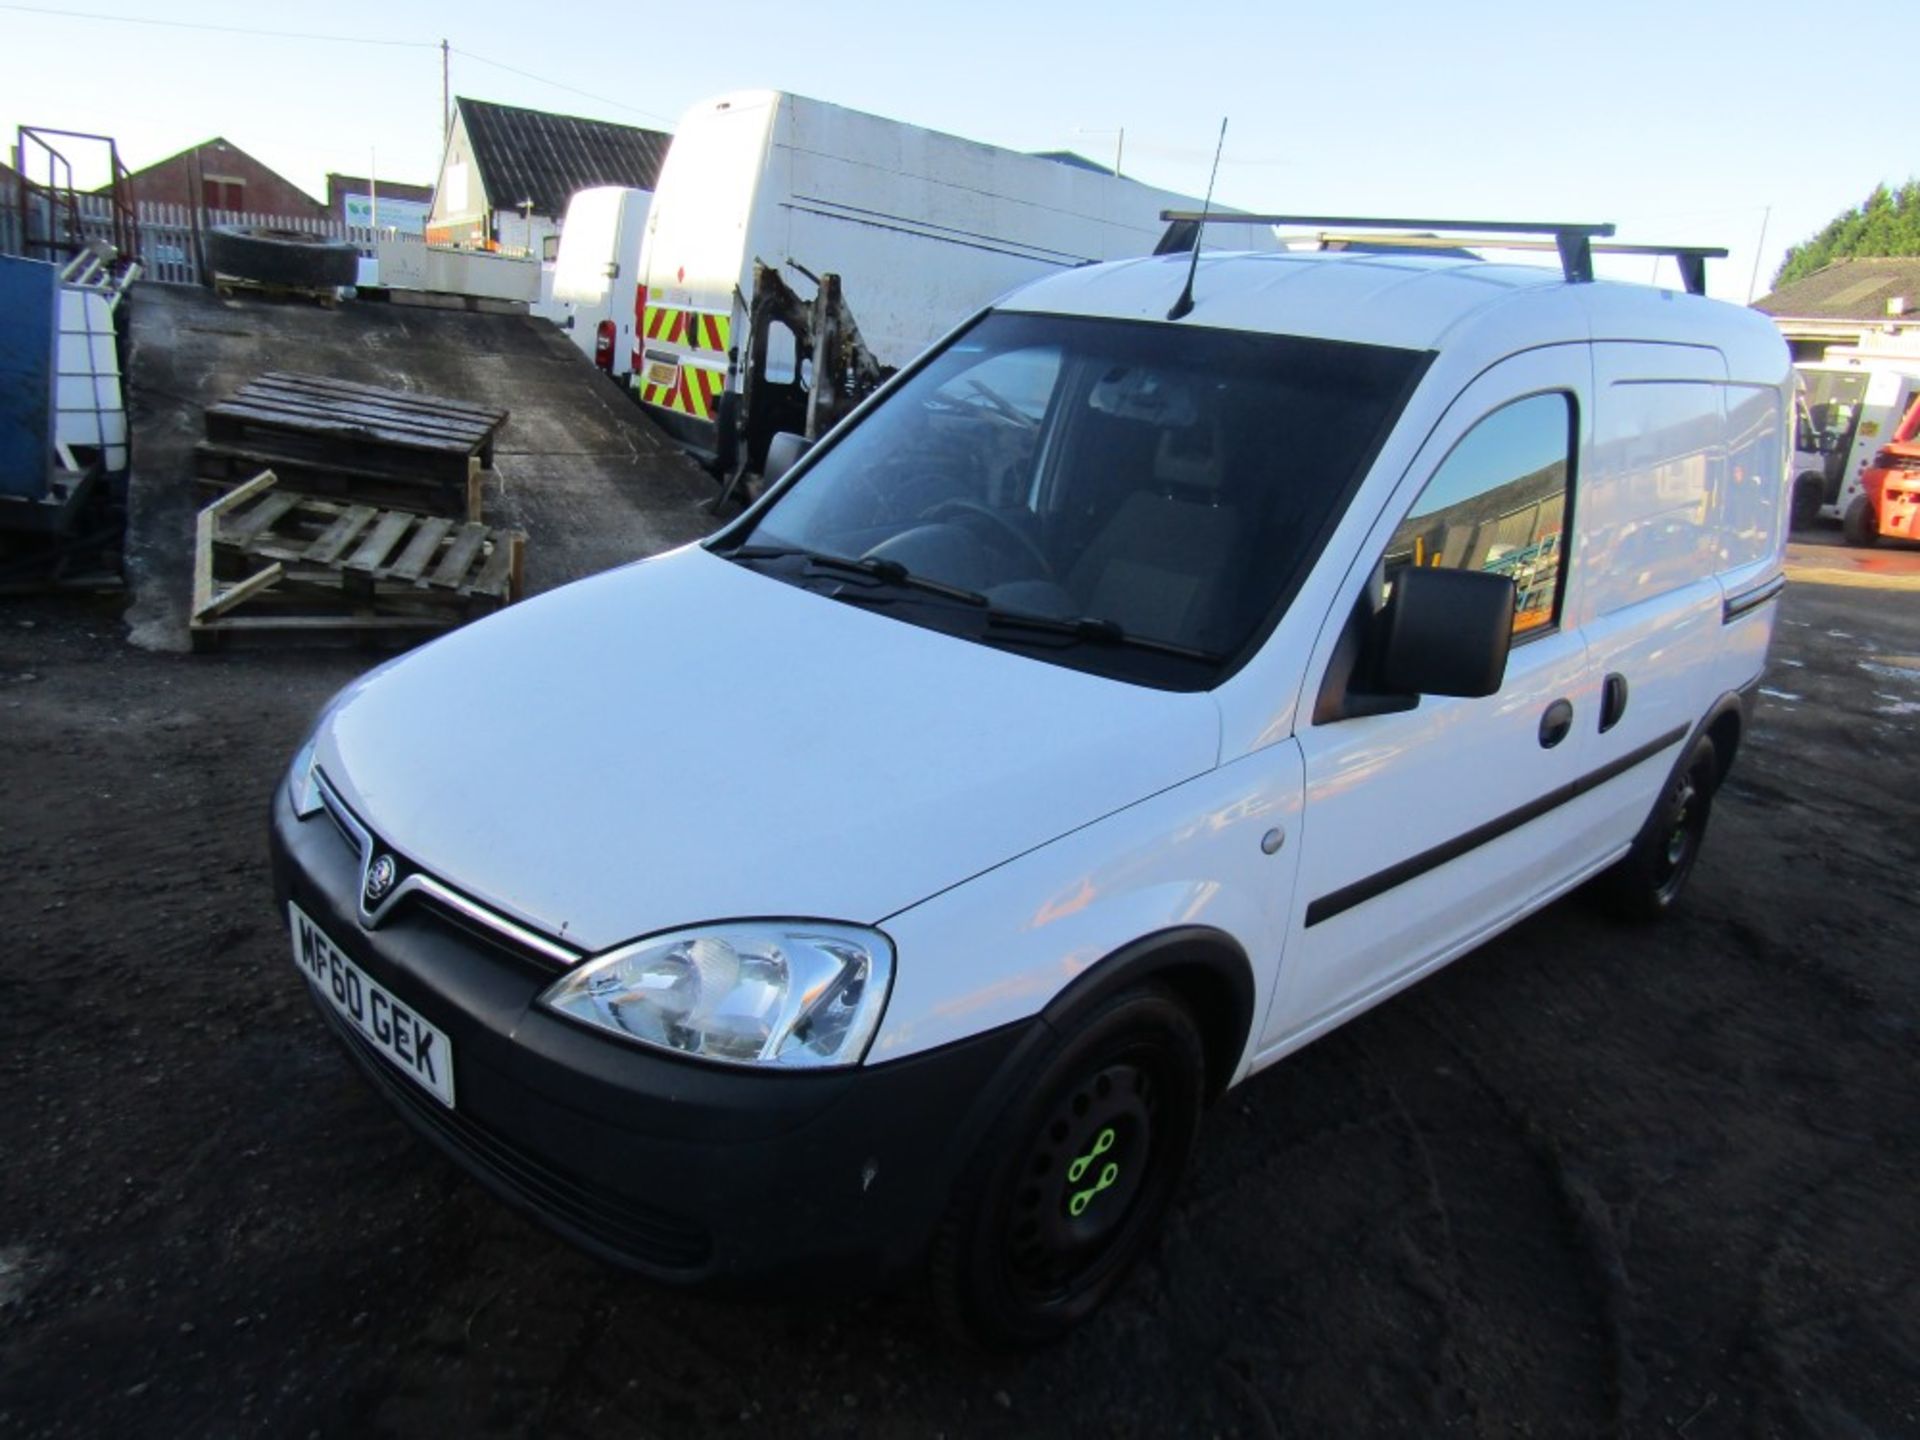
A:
[343,193,431,235]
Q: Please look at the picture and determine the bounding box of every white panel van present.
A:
[628,90,1236,467]
[274,224,1790,1346]
[546,186,652,374]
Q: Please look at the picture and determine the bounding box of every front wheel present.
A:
[1842,494,1880,547]
[929,986,1205,1347]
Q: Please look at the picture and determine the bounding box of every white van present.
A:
[273,222,1789,1345]
[545,186,653,373]
[629,90,1235,468]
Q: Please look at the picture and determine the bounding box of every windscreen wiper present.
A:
[726,545,989,607]
[983,607,1224,663]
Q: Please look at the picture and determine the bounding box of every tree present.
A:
[1772,180,1920,289]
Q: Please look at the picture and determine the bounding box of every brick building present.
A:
[114,138,323,217]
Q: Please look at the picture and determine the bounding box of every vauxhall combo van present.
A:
[272,225,1791,1344]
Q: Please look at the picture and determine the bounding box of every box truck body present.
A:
[630,90,1243,465]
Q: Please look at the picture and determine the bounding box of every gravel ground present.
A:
[0,539,1916,1439]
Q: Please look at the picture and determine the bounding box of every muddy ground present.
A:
[1,536,1917,1438]
[118,284,718,651]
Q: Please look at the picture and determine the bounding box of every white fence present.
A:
[0,190,539,288]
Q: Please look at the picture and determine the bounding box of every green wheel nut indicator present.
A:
[1066,1127,1121,1216]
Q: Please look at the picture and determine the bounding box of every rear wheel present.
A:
[930,985,1205,1347]
[1595,733,1718,920]
[1842,494,1879,547]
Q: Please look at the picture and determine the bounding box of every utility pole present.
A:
[441,39,451,148]
[1747,204,1772,304]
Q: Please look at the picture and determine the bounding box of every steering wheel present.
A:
[926,499,1052,575]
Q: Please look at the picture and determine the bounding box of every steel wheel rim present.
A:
[1653,765,1706,899]
[1003,1057,1160,1305]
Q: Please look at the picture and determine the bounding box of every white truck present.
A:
[1790,352,1920,532]
[626,90,1243,477]
[545,187,654,374]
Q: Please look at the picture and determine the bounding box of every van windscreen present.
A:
[727,312,1428,690]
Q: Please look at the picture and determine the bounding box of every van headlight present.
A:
[287,735,325,819]
[540,923,894,1069]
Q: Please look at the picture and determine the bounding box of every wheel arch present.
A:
[1699,687,1748,788]
[1037,925,1256,1103]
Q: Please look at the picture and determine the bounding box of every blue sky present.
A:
[2,0,1912,301]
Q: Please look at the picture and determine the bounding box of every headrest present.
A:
[1154,417,1224,495]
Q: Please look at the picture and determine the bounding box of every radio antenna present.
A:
[1168,117,1227,320]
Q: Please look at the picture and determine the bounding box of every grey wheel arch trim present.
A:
[1036,926,1256,1102]
[1631,687,1747,851]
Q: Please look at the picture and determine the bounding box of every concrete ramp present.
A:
[122,284,719,650]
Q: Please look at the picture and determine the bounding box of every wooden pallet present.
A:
[194,441,487,523]
[202,371,508,518]
[191,470,524,647]
[213,275,339,308]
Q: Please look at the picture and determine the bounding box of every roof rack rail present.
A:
[1310,231,1730,297]
[1160,213,1633,286]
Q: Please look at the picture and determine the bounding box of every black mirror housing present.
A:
[763,431,814,487]
[1375,566,1517,698]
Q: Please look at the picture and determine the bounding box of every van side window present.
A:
[1384,392,1575,642]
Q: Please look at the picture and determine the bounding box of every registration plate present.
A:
[289,901,455,1108]
[645,357,680,390]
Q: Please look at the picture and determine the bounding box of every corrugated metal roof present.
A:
[1754,257,1920,321]
[456,98,671,220]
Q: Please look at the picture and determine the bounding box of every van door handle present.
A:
[1599,673,1629,732]
[1538,698,1574,749]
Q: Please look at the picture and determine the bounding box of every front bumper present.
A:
[268,780,1029,1289]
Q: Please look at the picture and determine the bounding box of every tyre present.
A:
[1595,732,1718,921]
[1842,494,1879,547]
[205,224,358,290]
[1790,473,1824,531]
[930,985,1205,1348]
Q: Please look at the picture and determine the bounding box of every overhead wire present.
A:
[0,4,677,126]
[0,2,430,47]
[450,48,677,125]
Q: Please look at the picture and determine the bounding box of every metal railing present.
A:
[0,190,539,286]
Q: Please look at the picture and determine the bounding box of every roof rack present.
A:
[1158,213,1727,295]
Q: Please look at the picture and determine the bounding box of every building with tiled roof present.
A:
[1754,257,1920,359]
[426,97,671,256]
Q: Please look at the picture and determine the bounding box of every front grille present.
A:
[316,1002,714,1272]
[311,772,578,970]
[319,800,361,860]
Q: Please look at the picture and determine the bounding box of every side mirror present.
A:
[763,431,815,487]
[1375,565,1516,698]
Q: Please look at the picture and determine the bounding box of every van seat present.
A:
[1068,489,1241,649]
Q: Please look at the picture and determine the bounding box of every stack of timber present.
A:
[197,372,509,521]
[191,470,524,649]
